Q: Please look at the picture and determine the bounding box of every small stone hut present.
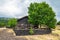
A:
[16,16,30,29]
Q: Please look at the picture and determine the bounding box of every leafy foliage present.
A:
[0,17,17,28]
[28,2,57,29]
[7,18,17,28]
[0,18,8,27]
[46,19,57,29]
[57,21,60,25]
[29,27,34,35]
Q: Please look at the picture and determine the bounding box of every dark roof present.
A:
[17,16,28,22]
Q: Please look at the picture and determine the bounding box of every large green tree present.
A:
[28,2,57,29]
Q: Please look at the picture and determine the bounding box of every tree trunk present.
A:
[40,24,41,29]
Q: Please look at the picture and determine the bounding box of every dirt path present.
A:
[0,28,60,40]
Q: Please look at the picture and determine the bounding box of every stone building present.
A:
[15,16,30,30]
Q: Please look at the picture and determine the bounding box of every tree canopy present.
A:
[28,2,57,29]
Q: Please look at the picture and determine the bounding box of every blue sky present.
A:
[0,0,60,21]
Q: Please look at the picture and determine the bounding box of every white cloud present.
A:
[0,0,20,17]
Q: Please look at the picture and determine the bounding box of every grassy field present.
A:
[0,26,60,40]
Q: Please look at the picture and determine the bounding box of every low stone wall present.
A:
[14,28,51,36]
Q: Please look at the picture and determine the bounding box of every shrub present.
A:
[0,22,5,27]
[0,18,7,27]
[7,18,17,28]
[57,21,60,25]
[29,27,34,35]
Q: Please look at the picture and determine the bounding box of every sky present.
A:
[0,0,60,21]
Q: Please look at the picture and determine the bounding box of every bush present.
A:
[57,21,60,25]
[7,18,17,28]
[0,23,5,27]
[0,18,7,27]
[0,18,17,28]
[29,27,34,35]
